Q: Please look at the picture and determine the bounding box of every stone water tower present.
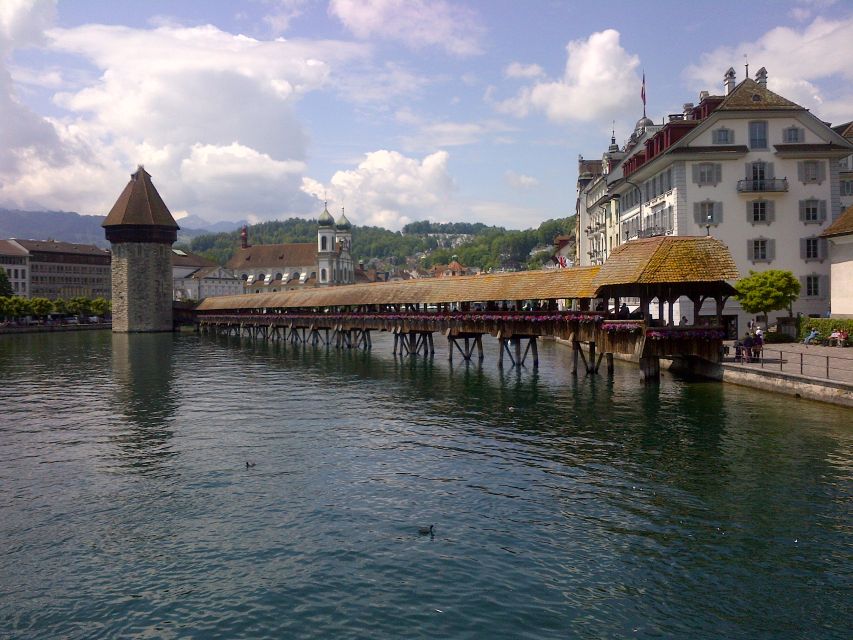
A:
[103,166,179,332]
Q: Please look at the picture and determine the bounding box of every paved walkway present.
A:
[723,341,853,385]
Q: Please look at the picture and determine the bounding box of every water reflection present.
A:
[108,333,179,474]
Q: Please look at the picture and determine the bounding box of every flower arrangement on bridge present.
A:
[645,328,726,340]
[601,322,642,334]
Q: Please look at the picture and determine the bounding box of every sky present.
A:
[1,0,852,231]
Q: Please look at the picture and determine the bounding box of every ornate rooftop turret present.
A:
[336,207,352,231]
[318,203,335,227]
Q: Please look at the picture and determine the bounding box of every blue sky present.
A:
[1,0,852,230]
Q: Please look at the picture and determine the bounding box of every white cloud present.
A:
[400,116,515,150]
[329,0,483,56]
[492,29,641,123]
[683,15,853,123]
[504,171,538,189]
[0,16,371,220]
[504,62,544,79]
[301,149,455,229]
[260,0,309,34]
[0,0,56,52]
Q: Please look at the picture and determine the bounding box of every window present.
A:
[321,236,328,251]
[752,200,767,223]
[712,128,733,144]
[694,201,722,226]
[748,238,775,262]
[783,126,803,143]
[749,121,768,149]
[842,180,853,196]
[805,275,820,297]
[799,199,826,224]
[693,162,722,186]
[320,268,327,282]
[798,160,825,184]
[801,237,826,262]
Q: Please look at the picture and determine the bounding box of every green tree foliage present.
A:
[185,216,577,271]
[29,298,53,318]
[52,298,68,315]
[67,296,93,317]
[91,297,111,317]
[735,270,801,323]
[0,269,12,297]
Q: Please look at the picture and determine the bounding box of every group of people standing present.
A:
[735,328,764,363]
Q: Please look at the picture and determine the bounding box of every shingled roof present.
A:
[716,78,804,111]
[225,242,319,270]
[103,166,179,229]
[591,236,739,289]
[821,205,853,239]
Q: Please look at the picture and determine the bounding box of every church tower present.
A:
[317,203,335,285]
[103,166,179,332]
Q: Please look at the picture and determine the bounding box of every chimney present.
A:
[698,90,710,101]
[240,225,248,249]
[682,102,694,118]
[724,67,736,95]
[755,66,767,88]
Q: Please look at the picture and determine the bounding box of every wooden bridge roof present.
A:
[195,236,738,311]
[196,266,602,310]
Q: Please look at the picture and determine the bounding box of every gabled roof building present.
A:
[576,66,853,333]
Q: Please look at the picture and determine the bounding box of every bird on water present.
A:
[246,461,256,468]
[419,524,435,536]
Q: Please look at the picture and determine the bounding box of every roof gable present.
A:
[225,242,318,269]
[717,78,803,112]
[821,205,853,238]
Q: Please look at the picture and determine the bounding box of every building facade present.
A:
[172,249,241,301]
[103,166,179,332]
[0,238,110,299]
[576,67,853,331]
[821,205,853,318]
[227,205,355,293]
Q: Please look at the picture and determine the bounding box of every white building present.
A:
[821,205,853,318]
[226,204,355,293]
[172,249,241,301]
[577,67,853,334]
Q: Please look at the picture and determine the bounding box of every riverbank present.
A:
[0,322,111,335]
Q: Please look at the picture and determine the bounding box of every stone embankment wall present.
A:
[111,242,173,332]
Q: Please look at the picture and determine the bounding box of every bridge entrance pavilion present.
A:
[194,236,738,381]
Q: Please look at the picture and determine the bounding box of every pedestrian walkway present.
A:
[723,340,853,385]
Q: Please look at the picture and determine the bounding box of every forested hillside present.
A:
[180,216,576,271]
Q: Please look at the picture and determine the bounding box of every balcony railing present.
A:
[736,178,789,193]
[638,226,673,238]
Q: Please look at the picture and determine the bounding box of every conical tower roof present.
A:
[103,166,179,229]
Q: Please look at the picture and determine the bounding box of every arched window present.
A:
[275,272,283,281]
[292,272,299,280]
[241,273,248,281]
[258,273,266,281]
[321,268,327,282]
[321,236,328,251]
[310,271,316,280]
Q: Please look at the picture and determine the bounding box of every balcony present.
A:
[638,226,673,238]
[736,178,788,193]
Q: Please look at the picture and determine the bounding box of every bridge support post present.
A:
[499,336,538,369]
[639,356,660,383]
[448,333,482,363]
[588,341,596,373]
[606,352,614,376]
[572,340,580,375]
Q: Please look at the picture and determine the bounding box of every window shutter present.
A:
[692,164,699,184]
[797,161,805,183]
[819,200,827,221]
[818,238,828,260]
[799,275,807,293]
[714,164,722,185]
[693,202,702,225]
[728,129,735,144]
[817,161,826,185]
[767,239,776,262]
[798,200,806,221]
[713,202,723,224]
[800,237,807,259]
[766,200,775,223]
[745,162,751,179]
[766,162,775,179]
[746,201,753,222]
[747,239,755,261]
[820,275,829,299]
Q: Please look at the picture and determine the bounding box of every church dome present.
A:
[634,116,654,134]
[336,209,351,230]
[318,205,334,227]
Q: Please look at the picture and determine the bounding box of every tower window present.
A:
[321,236,328,251]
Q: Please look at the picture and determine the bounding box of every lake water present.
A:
[0,330,850,639]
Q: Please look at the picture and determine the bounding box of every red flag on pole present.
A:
[641,71,646,115]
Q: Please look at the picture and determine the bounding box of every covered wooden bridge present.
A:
[194,236,739,380]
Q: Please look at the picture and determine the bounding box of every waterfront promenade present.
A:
[723,341,853,384]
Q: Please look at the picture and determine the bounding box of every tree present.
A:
[735,270,801,326]
[52,298,69,315]
[91,297,111,317]
[0,269,12,297]
[29,297,53,318]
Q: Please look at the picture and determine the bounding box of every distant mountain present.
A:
[0,208,247,247]
[0,209,109,247]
